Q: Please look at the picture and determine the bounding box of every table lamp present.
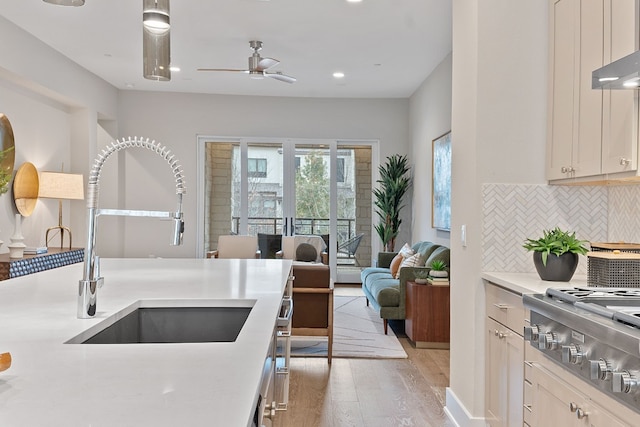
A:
[38,171,84,249]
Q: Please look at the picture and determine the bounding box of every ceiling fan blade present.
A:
[197,68,249,73]
[265,72,297,84]
[256,57,279,71]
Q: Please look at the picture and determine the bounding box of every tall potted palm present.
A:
[373,154,411,252]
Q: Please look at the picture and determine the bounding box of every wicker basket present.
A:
[587,251,640,287]
[590,242,640,254]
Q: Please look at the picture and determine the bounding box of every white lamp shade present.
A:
[38,172,84,200]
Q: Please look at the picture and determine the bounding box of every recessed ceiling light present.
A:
[170,66,181,72]
[333,72,345,79]
[346,0,363,3]
[124,82,135,89]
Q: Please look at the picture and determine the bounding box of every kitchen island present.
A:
[0,258,292,426]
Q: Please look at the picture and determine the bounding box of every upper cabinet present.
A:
[547,0,639,183]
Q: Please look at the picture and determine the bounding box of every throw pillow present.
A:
[296,243,318,262]
[389,254,404,278]
[395,252,424,279]
[398,243,415,258]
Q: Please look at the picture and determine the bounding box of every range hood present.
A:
[593,50,640,89]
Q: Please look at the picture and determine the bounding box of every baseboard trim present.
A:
[445,387,487,427]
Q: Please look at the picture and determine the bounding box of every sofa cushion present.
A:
[389,254,404,278]
[412,241,441,259]
[296,243,318,262]
[398,243,415,258]
[396,252,426,278]
[367,278,400,307]
[364,271,395,288]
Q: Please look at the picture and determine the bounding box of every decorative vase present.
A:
[8,214,26,259]
[533,252,578,282]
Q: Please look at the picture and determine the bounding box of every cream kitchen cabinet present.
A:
[547,0,638,182]
[527,361,630,426]
[485,283,525,427]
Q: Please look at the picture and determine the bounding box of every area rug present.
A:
[290,295,408,359]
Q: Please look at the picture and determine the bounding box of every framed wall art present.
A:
[432,131,451,231]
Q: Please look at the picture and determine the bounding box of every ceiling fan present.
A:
[198,40,296,84]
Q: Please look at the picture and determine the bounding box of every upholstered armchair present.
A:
[206,235,261,259]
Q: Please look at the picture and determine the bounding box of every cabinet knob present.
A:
[576,408,589,419]
[569,401,578,412]
[561,166,575,173]
[620,157,631,166]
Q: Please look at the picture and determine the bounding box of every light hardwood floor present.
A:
[275,338,453,426]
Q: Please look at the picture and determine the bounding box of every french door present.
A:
[199,137,372,282]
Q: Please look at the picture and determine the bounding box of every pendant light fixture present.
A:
[142,0,171,81]
[42,0,85,5]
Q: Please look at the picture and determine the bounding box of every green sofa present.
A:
[360,241,450,334]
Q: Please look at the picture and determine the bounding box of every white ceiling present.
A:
[0,0,451,99]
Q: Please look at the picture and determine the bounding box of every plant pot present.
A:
[414,278,428,284]
[533,252,578,282]
[429,270,448,278]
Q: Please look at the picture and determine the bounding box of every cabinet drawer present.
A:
[523,379,533,425]
[486,283,525,335]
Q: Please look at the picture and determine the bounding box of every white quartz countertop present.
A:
[481,271,588,295]
[0,258,292,427]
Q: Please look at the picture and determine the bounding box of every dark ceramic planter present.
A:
[533,252,579,282]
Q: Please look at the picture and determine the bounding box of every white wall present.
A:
[447,1,548,425]
[409,52,453,247]
[114,91,411,258]
[0,16,119,254]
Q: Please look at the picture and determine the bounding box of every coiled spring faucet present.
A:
[78,137,186,318]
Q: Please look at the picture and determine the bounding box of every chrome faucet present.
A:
[78,137,186,318]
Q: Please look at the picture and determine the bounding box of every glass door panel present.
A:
[335,145,372,282]
[203,139,373,282]
[293,144,330,236]
[246,143,284,235]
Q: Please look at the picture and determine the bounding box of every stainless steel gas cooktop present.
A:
[523,286,640,412]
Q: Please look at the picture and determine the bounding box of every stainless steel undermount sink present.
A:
[66,299,255,344]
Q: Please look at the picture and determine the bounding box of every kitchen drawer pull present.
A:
[524,361,534,368]
[493,303,509,310]
[276,297,293,327]
[523,404,532,413]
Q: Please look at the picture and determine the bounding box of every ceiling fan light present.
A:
[43,0,85,5]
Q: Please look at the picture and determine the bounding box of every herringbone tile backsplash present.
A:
[609,186,640,242]
[482,184,609,274]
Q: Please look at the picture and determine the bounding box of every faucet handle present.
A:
[93,256,104,288]
[172,215,184,246]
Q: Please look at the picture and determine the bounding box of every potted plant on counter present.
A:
[523,227,589,281]
[428,260,448,278]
